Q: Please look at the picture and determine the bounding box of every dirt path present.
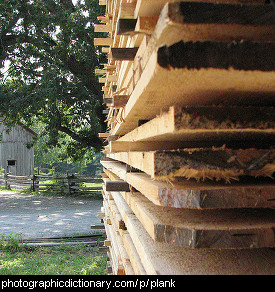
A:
[0,190,103,239]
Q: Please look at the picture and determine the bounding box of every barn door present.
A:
[7,160,16,175]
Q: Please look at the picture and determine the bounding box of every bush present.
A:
[0,233,20,252]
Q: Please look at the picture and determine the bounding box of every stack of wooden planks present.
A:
[95,0,275,275]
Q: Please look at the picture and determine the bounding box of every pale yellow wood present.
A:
[108,74,118,82]
[119,190,275,248]
[109,151,154,177]
[108,148,275,182]
[102,47,110,53]
[135,16,159,34]
[109,190,275,274]
[119,2,136,19]
[101,159,275,209]
[116,34,146,95]
[103,185,126,230]
[97,15,112,24]
[105,190,147,275]
[98,132,109,138]
[95,69,107,75]
[114,106,275,144]
[94,38,113,46]
[118,229,146,275]
[110,1,275,135]
[94,24,112,32]
[104,220,125,275]
[153,2,275,48]
[111,48,275,136]
[104,199,131,274]
[98,77,107,83]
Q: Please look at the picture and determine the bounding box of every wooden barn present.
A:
[0,122,37,176]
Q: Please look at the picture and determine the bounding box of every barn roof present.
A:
[16,122,38,136]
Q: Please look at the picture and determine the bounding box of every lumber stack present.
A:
[95,0,275,275]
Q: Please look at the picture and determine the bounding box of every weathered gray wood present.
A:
[0,123,36,176]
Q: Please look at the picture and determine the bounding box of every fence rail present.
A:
[0,173,102,196]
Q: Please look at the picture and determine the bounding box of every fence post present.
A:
[32,174,38,192]
[4,171,10,190]
[66,173,72,195]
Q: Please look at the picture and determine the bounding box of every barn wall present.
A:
[0,124,35,176]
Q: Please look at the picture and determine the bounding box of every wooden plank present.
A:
[94,38,113,46]
[101,159,275,209]
[134,0,266,18]
[103,200,130,274]
[153,2,275,47]
[106,190,147,275]
[112,95,129,108]
[98,77,106,83]
[135,16,159,35]
[119,2,136,19]
[104,220,125,275]
[118,229,146,275]
[108,74,118,82]
[110,191,275,274]
[120,191,275,248]
[95,69,107,75]
[111,47,139,61]
[109,139,274,153]
[98,132,109,138]
[109,148,275,182]
[102,47,110,53]
[112,41,275,136]
[117,17,158,35]
[106,181,130,192]
[94,24,112,32]
[103,188,126,231]
[114,105,275,147]
[97,15,112,24]
[111,1,275,134]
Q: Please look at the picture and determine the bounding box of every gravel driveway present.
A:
[0,190,103,239]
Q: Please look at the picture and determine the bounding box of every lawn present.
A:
[0,235,107,275]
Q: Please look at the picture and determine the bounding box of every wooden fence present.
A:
[0,172,102,196]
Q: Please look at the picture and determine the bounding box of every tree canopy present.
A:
[0,0,107,160]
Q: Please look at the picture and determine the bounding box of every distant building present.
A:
[0,122,37,176]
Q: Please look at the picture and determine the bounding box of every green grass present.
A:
[0,234,107,275]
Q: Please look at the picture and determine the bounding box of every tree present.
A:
[0,0,107,160]
[33,122,104,175]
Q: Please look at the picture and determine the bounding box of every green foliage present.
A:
[0,0,107,160]
[0,233,20,252]
[0,242,107,275]
[32,120,104,173]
